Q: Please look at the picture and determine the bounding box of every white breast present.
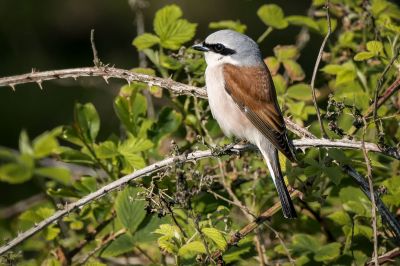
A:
[205,65,260,144]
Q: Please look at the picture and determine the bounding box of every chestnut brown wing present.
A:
[223,63,295,161]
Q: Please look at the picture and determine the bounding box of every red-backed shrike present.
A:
[193,30,297,218]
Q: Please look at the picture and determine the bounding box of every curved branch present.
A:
[0,66,207,98]
[0,145,251,255]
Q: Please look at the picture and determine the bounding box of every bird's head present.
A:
[192,30,262,67]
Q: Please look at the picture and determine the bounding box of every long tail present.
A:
[259,142,297,219]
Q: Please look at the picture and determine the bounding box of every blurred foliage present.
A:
[1,0,400,265]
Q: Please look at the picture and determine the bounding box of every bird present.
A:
[192,30,297,218]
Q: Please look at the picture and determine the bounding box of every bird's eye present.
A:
[214,43,224,52]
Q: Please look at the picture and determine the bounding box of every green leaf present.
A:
[73,176,97,195]
[264,56,280,75]
[366,40,383,55]
[160,54,182,70]
[209,20,247,33]
[59,147,95,165]
[202,227,227,250]
[178,241,206,256]
[154,224,180,238]
[32,131,60,159]
[328,211,351,226]
[286,15,320,31]
[158,235,178,254]
[74,103,100,143]
[0,154,34,184]
[286,83,312,101]
[314,243,341,262]
[324,166,343,185]
[257,4,288,29]
[354,51,374,61]
[282,60,305,81]
[291,234,319,254]
[115,187,146,233]
[151,107,182,143]
[321,64,343,75]
[272,74,287,94]
[132,33,160,50]
[34,167,72,185]
[317,18,337,35]
[273,45,299,60]
[153,5,197,50]
[119,137,153,154]
[132,215,170,243]
[95,141,119,159]
[101,233,134,257]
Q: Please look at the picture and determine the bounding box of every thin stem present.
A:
[257,27,273,43]
[310,0,331,138]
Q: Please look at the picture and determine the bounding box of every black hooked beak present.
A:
[192,42,209,52]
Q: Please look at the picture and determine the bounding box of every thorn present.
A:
[103,76,109,84]
[72,75,78,81]
[37,81,43,90]
[125,78,131,86]
[10,84,16,91]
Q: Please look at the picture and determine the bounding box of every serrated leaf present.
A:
[257,4,288,29]
[264,56,280,75]
[202,227,227,250]
[101,233,134,257]
[95,141,118,159]
[286,83,312,101]
[119,137,153,154]
[314,243,341,262]
[366,40,383,55]
[354,51,374,61]
[158,235,178,254]
[132,33,160,50]
[291,234,320,254]
[153,5,196,50]
[209,20,247,33]
[286,15,320,31]
[178,241,206,256]
[154,224,180,238]
[74,103,100,143]
[273,45,299,60]
[328,211,351,226]
[282,60,305,81]
[115,187,146,233]
[59,147,95,165]
[35,167,72,185]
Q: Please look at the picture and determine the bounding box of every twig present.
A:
[90,29,101,67]
[78,228,126,264]
[372,48,400,121]
[361,118,379,266]
[67,214,116,259]
[207,189,255,218]
[211,190,302,260]
[366,247,400,266]
[309,0,331,138]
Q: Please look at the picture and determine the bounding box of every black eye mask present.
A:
[203,42,236,56]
